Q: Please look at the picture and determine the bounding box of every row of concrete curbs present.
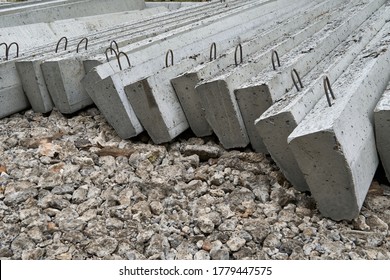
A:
[2,0,390,221]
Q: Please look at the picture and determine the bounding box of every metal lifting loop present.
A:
[210,42,217,62]
[165,49,174,68]
[234,43,243,66]
[105,47,118,62]
[76,37,88,53]
[116,51,131,71]
[271,50,280,71]
[0,43,8,60]
[110,40,119,54]
[291,68,304,92]
[55,36,68,53]
[324,76,336,107]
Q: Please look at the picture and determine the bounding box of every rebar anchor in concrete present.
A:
[210,42,217,62]
[234,43,243,66]
[104,47,131,71]
[76,37,88,53]
[165,49,174,68]
[291,68,304,91]
[0,42,19,60]
[324,76,336,107]
[271,50,281,70]
[55,36,68,53]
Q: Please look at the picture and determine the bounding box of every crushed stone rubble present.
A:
[0,108,389,260]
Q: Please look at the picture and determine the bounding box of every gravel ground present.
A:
[0,107,390,260]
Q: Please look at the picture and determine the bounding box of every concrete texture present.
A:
[374,82,390,181]
[171,0,336,138]
[256,4,388,192]
[288,24,390,221]
[14,1,222,114]
[234,0,382,153]
[1,7,168,52]
[0,0,146,28]
[124,58,200,144]
[195,0,351,149]
[34,0,248,114]
[82,0,297,139]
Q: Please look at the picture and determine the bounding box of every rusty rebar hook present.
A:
[291,68,303,92]
[55,36,68,53]
[110,40,119,54]
[234,43,243,66]
[324,76,336,107]
[116,51,131,71]
[105,47,118,62]
[165,49,174,68]
[210,42,217,62]
[271,50,280,71]
[76,37,88,53]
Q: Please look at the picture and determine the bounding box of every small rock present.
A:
[227,236,246,252]
[52,185,74,195]
[38,194,70,210]
[4,189,38,206]
[353,215,370,231]
[198,216,215,234]
[145,234,170,257]
[210,247,230,260]
[59,218,86,231]
[263,233,282,248]
[194,250,210,260]
[11,233,36,256]
[86,237,118,257]
[366,215,388,232]
[21,248,45,260]
[72,186,88,204]
[106,218,124,230]
[218,218,238,231]
[210,172,225,186]
[181,145,221,161]
[137,230,155,243]
[150,201,164,215]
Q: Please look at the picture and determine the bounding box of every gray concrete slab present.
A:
[231,0,382,152]
[0,0,146,28]
[124,58,201,144]
[11,0,226,115]
[374,83,390,181]
[1,7,168,52]
[256,5,388,192]
[82,0,297,139]
[195,0,359,149]
[24,0,247,114]
[126,0,312,141]
[288,24,390,221]
[171,0,336,138]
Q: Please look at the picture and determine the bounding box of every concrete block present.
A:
[256,5,388,191]
[41,59,93,114]
[82,65,144,139]
[374,83,390,181]
[82,0,301,139]
[14,1,223,114]
[234,0,382,153]
[0,0,146,28]
[171,0,337,138]
[29,0,247,114]
[288,24,390,221]
[195,0,349,149]
[124,58,201,144]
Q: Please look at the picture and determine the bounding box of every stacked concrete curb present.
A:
[2,0,390,221]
